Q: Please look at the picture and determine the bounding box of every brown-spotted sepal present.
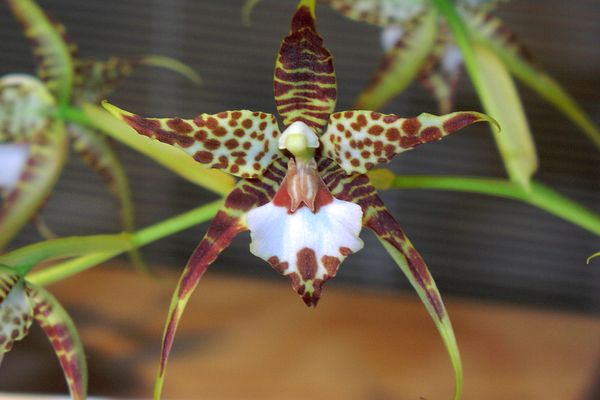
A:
[274,1,336,131]
[0,265,87,399]
[322,110,495,174]
[25,281,88,400]
[0,266,33,354]
[74,55,201,105]
[246,158,364,307]
[6,0,75,104]
[104,104,282,178]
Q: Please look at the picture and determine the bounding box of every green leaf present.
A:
[471,44,537,189]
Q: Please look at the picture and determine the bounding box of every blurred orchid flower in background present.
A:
[0,0,201,256]
[0,264,87,400]
[106,0,496,398]
[319,0,600,189]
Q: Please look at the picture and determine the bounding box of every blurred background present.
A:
[1,0,600,311]
[1,0,600,398]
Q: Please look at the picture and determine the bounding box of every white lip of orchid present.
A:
[278,121,320,157]
[246,189,364,306]
[0,143,31,191]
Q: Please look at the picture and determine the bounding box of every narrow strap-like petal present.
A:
[274,0,337,131]
[322,110,495,175]
[154,161,285,400]
[104,103,282,179]
[0,265,33,354]
[6,0,75,104]
[416,21,463,114]
[26,281,87,400]
[353,8,439,111]
[318,158,463,400]
[75,55,201,104]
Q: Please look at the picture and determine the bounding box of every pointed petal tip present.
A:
[301,292,319,307]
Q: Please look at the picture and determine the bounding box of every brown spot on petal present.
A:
[224,138,239,150]
[401,118,422,136]
[383,115,399,124]
[297,247,318,281]
[368,125,384,136]
[421,126,442,141]
[193,151,214,164]
[166,118,193,133]
[321,255,340,277]
[385,127,400,142]
[339,247,353,256]
[443,113,480,133]
[267,256,289,275]
[204,139,221,150]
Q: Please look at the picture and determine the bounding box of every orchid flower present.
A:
[0,0,201,253]
[105,1,495,398]
[0,264,87,400]
[319,0,600,189]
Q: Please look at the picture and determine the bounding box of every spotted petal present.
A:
[154,161,285,400]
[322,110,495,175]
[274,0,337,131]
[318,159,463,400]
[6,0,74,104]
[104,103,282,179]
[26,281,87,400]
[75,55,201,104]
[0,265,33,355]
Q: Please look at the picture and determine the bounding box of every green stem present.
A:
[390,176,600,236]
[27,199,224,286]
